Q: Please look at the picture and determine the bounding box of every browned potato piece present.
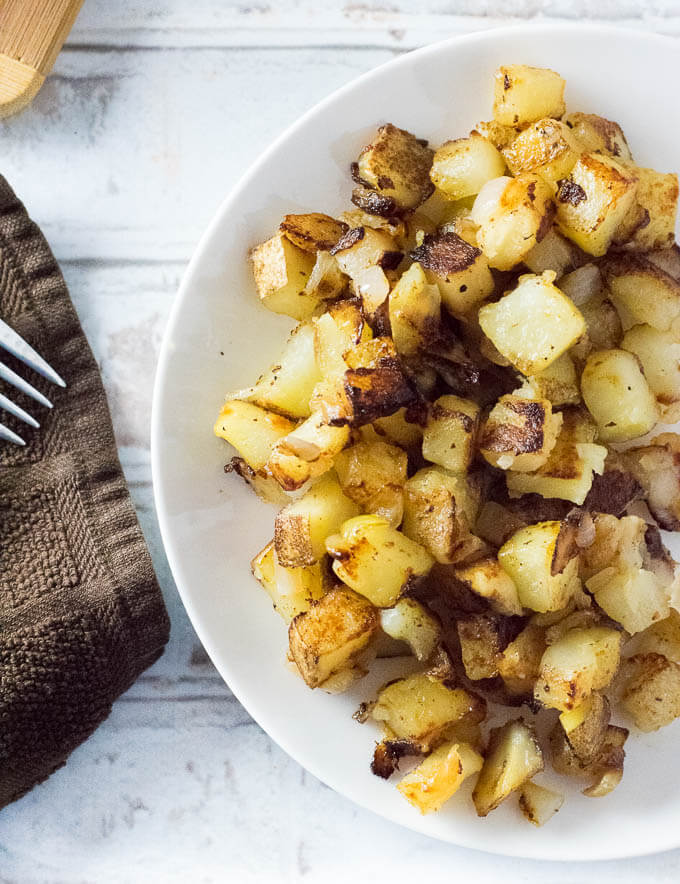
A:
[518,782,564,827]
[502,119,581,185]
[214,400,296,471]
[250,231,318,320]
[430,133,506,200]
[267,413,350,491]
[603,254,680,332]
[497,623,547,695]
[372,673,486,750]
[452,557,523,616]
[410,231,495,316]
[354,123,434,212]
[334,433,408,526]
[621,434,680,530]
[493,65,565,127]
[397,741,484,814]
[555,154,638,257]
[422,394,480,473]
[251,541,326,623]
[388,261,441,357]
[579,513,646,580]
[372,407,424,450]
[625,167,679,251]
[457,615,503,680]
[559,691,611,765]
[473,119,519,150]
[472,719,544,817]
[288,587,378,689]
[550,721,628,797]
[379,598,441,662]
[402,467,484,565]
[479,393,563,472]
[280,213,348,252]
[563,112,632,162]
[619,653,680,732]
[637,610,680,663]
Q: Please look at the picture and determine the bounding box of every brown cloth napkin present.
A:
[0,176,170,809]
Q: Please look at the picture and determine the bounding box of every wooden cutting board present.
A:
[0,0,85,118]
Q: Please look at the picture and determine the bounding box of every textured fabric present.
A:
[0,176,170,809]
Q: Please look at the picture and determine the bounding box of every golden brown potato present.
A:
[326,514,434,607]
[472,174,555,271]
[250,231,318,319]
[581,349,658,443]
[550,721,628,797]
[502,118,581,185]
[452,557,523,617]
[559,691,611,765]
[624,166,679,251]
[497,623,547,695]
[397,741,484,814]
[388,261,441,357]
[430,133,506,200]
[266,413,350,491]
[372,407,424,450]
[493,65,565,127]
[410,231,495,316]
[578,513,646,580]
[214,400,296,471]
[478,272,585,375]
[472,719,544,817]
[402,467,484,565]
[518,781,564,827]
[479,393,563,472]
[274,473,360,567]
[587,567,669,635]
[289,587,378,689]
[354,123,434,211]
[562,112,632,162]
[280,213,348,252]
[636,610,680,663]
[372,673,486,750]
[473,119,519,150]
[334,433,408,526]
[457,615,503,680]
[603,254,680,332]
[555,153,638,256]
[251,541,326,623]
[619,653,680,732]
[422,394,480,473]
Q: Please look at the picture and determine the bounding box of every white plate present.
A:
[152,24,680,861]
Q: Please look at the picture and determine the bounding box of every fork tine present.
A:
[0,392,39,428]
[0,359,52,408]
[0,422,25,445]
[0,317,66,388]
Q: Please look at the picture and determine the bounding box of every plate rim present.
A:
[151,21,680,862]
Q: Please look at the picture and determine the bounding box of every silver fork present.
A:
[0,317,66,446]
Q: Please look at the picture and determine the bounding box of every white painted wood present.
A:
[1,1,680,878]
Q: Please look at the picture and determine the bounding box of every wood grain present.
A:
[0,0,84,117]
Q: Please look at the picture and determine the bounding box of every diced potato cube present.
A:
[267,413,350,491]
[326,514,433,607]
[430,133,506,200]
[497,623,547,695]
[498,521,580,613]
[550,722,628,796]
[214,400,296,471]
[621,434,680,531]
[622,324,680,421]
[562,112,632,162]
[251,541,326,623]
[581,349,658,443]
[402,467,484,565]
[452,557,523,617]
[604,255,680,331]
[280,213,348,252]
[493,65,566,127]
[410,232,495,316]
[457,615,502,680]
[637,610,680,663]
[472,174,555,271]
[372,673,486,749]
[274,473,360,567]
[304,250,349,301]
[334,434,407,526]
[559,691,611,764]
[472,719,544,817]
[397,741,483,814]
[380,598,441,662]
[473,119,518,150]
[625,166,679,250]
[620,653,680,732]
[478,272,585,374]
[479,393,562,472]
[523,227,582,277]
[518,781,564,827]
[555,154,638,256]
[586,568,669,634]
[502,118,581,185]
[288,587,378,689]
[250,232,318,320]
[422,394,480,472]
[355,123,434,211]
[388,262,441,356]
[373,407,424,450]
[576,291,623,356]
[534,626,622,711]
[526,353,580,406]
[232,323,321,419]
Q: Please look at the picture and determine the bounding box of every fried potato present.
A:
[280,213,348,252]
[430,133,506,200]
[518,781,564,827]
[621,434,680,530]
[250,231,318,319]
[334,433,407,526]
[603,254,680,332]
[457,615,503,680]
[388,261,441,357]
[523,227,583,277]
[497,623,547,695]
[452,557,523,617]
[622,324,680,422]
[624,166,679,251]
[215,400,296,471]
[586,567,669,634]
[398,741,484,814]
[355,123,434,211]
[472,719,544,817]
[267,413,350,491]
[563,112,632,161]
[502,118,581,185]
[479,393,562,472]
[380,598,441,663]
[251,541,326,623]
[493,65,565,127]
[619,653,680,732]
[422,394,480,473]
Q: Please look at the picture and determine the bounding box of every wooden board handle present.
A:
[0,0,85,118]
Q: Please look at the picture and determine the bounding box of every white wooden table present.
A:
[2,2,680,880]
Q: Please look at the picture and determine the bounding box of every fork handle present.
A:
[0,0,85,118]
